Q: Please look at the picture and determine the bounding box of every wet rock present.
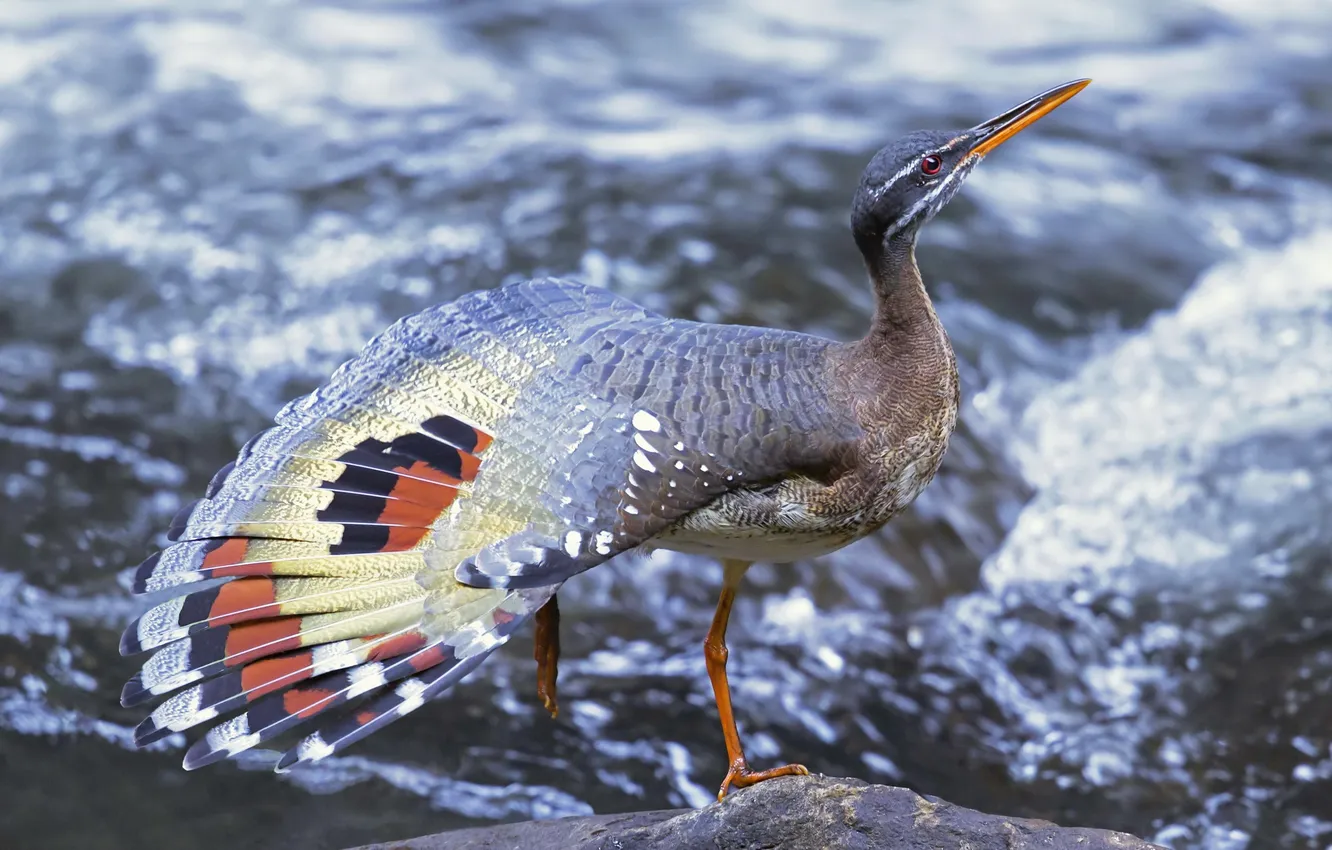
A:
[346,775,1161,850]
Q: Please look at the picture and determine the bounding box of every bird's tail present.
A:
[120,357,555,770]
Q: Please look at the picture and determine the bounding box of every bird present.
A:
[119,79,1089,799]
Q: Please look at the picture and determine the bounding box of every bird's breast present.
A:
[650,475,866,562]
[650,331,960,565]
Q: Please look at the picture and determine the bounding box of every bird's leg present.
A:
[705,559,809,800]
[534,594,560,719]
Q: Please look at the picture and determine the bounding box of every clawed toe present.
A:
[717,760,809,799]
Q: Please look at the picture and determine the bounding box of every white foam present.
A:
[987,227,1332,590]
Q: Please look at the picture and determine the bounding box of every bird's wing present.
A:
[440,281,862,589]
[121,278,855,770]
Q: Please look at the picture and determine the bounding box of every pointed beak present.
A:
[962,79,1090,160]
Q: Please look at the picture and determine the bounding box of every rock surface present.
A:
[347,775,1161,849]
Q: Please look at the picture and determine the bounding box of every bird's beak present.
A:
[962,79,1090,160]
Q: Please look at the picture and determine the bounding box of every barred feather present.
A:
[121,575,423,654]
[132,540,423,595]
[134,627,430,745]
[119,283,613,769]
[122,277,852,771]
[121,600,427,706]
[182,592,532,770]
[275,652,490,771]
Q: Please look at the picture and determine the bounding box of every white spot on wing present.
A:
[633,451,657,473]
[138,596,187,646]
[207,714,259,756]
[191,705,219,726]
[594,530,614,555]
[143,639,200,693]
[311,640,357,675]
[224,732,261,756]
[457,627,506,659]
[395,677,430,713]
[398,678,429,701]
[347,663,387,698]
[155,687,208,732]
[562,531,583,557]
[631,410,661,432]
[297,733,336,762]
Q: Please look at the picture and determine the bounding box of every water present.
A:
[1,1,1330,847]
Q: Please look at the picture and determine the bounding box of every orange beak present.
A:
[963,79,1091,160]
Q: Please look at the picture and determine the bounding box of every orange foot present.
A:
[717,759,809,800]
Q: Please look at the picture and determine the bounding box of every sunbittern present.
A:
[121,79,1089,798]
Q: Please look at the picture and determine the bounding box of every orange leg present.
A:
[705,559,809,800]
[534,594,560,719]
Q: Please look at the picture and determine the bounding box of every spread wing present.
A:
[122,277,858,770]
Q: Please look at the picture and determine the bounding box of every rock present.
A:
[346,775,1162,850]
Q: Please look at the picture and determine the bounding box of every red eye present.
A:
[920,155,943,175]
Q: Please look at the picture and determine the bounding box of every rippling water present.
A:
[2,1,1331,847]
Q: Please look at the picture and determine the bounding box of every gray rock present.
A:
[346,775,1162,849]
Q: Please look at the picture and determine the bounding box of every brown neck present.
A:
[831,232,959,460]
[863,238,942,347]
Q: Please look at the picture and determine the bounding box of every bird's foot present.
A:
[717,758,809,800]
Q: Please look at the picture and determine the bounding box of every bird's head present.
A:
[851,79,1090,269]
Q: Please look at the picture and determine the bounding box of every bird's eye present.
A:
[920,155,943,175]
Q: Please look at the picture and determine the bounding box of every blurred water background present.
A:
[1,1,1331,847]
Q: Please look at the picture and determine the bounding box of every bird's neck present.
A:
[842,234,959,432]
[864,237,946,348]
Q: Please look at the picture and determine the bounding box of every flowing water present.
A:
[2,1,1331,847]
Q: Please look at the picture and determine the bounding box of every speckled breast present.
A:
[653,379,959,565]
